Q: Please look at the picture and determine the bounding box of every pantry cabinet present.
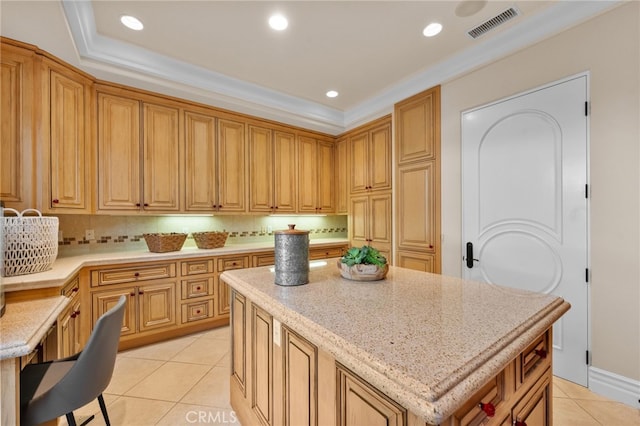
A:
[248,125,297,213]
[0,42,37,210]
[96,90,181,213]
[349,119,391,194]
[43,61,93,213]
[297,136,335,214]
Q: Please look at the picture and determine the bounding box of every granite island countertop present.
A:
[2,238,348,292]
[221,260,570,424]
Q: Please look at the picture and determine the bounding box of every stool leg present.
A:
[97,394,111,426]
[66,412,77,426]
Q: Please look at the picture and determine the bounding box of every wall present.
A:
[55,214,347,257]
[440,2,639,385]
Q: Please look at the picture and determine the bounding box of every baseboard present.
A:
[589,366,640,408]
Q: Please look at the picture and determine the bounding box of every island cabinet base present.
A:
[229,289,554,426]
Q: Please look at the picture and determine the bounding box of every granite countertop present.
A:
[221,261,570,424]
[0,296,70,360]
[2,238,348,292]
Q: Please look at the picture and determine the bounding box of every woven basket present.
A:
[192,231,228,249]
[143,233,187,253]
[2,208,59,277]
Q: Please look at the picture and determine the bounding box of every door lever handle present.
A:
[465,242,479,268]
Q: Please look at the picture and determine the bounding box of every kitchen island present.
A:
[221,260,570,425]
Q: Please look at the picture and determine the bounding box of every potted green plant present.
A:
[337,245,389,281]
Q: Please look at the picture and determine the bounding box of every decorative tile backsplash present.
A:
[56,214,348,257]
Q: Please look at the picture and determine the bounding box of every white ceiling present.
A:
[0,1,620,134]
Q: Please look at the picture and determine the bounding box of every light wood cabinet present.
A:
[282,326,318,426]
[349,119,392,194]
[0,42,37,210]
[216,119,247,212]
[249,125,296,213]
[217,255,250,316]
[252,305,273,425]
[298,136,335,214]
[335,137,349,214]
[43,62,93,213]
[58,275,82,358]
[349,191,392,260]
[394,86,441,272]
[97,91,180,213]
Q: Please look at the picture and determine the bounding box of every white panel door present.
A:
[462,75,588,386]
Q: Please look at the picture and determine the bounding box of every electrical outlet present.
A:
[58,230,63,242]
[85,229,95,241]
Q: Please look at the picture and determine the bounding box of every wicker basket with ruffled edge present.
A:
[143,233,187,253]
[192,231,228,249]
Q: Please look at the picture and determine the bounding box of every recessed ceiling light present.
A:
[269,14,288,31]
[326,90,339,98]
[121,15,144,31]
[423,22,443,37]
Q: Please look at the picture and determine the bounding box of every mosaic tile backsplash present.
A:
[56,214,348,257]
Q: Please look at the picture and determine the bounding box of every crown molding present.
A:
[62,0,619,135]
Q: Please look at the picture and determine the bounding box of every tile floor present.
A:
[62,326,640,426]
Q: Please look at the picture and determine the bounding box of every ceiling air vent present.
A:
[467,7,519,39]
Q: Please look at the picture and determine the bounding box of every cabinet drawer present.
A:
[181,259,214,276]
[91,263,177,286]
[309,246,346,260]
[61,275,80,298]
[218,256,249,271]
[181,299,215,323]
[449,368,507,426]
[180,277,214,300]
[252,253,275,267]
[516,330,551,389]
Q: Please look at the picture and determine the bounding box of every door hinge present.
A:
[585,101,589,116]
[586,268,589,283]
[586,350,590,365]
[585,184,589,199]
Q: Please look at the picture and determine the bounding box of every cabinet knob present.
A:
[479,402,495,417]
[134,272,140,277]
[52,199,59,204]
[71,312,77,318]
[136,203,141,207]
[535,349,547,359]
[130,292,136,297]
[429,244,434,249]
[196,310,201,314]
[143,203,149,207]
[513,421,527,426]
[196,286,202,291]
[72,287,79,293]
[138,289,144,295]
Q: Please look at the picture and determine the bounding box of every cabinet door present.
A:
[273,130,297,213]
[395,86,440,165]
[58,305,73,359]
[138,281,177,332]
[248,125,274,212]
[369,123,392,191]
[70,297,82,355]
[92,288,136,336]
[251,305,273,425]
[283,327,317,426]
[0,46,36,210]
[335,137,349,214]
[184,111,217,211]
[349,131,369,194]
[349,195,369,247]
[512,373,551,426]
[369,192,392,257]
[217,119,246,212]
[396,250,434,273]
[297,136,318,213]
[142,103,180,211]
[316,140,335,213]
[97,93,141,211]
[396,162,437,253]
[48,68,90,212]
[231,291,247,393]
[337,365,405,426]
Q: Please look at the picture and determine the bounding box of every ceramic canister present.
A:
[274,224,309,286]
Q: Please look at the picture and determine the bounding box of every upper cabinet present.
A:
[334,137,349,214]
[97,90,181,213]
[349,118,392,194]
[297,136,335,214]
[248,125,296,213]
[43,61,93,213]
[216,119,247,213]
[0,42,37,210]
[395,89,439,165]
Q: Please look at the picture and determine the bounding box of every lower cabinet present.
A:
[58,274,83,359]
[229,288,555,426]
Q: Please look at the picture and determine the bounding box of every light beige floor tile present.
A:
[553,397,601,426]
[180,366,232,408]
[99,396,174,426]
[125,361,211,401]
[553,382,569,398]
[217,353,231,368]
[197,326,231,341]
[171,336,229,365]
[576,399,640,426]
[156,403,241,426]
[554,377,611,402]
[105,356,165,395]
[119,336,199,361]
[57,394,120,426]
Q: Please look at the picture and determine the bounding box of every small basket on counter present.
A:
[143,233,187,253]
[192,231,228,249]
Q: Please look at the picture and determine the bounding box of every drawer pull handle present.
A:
[479,402,495,417]
[196,286,202,290]
[196,310,201,314]
[138,290,144,295]
[535,349,547,359]
[134,272,140,277]
[52,199,59,204]
[130,292,136,297]
[72,287,79,293]
[513,421,527,426]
